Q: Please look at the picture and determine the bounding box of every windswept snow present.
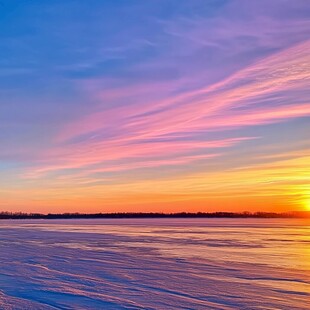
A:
[0,219,309,309]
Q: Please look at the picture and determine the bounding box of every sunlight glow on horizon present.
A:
[304,197,310,211]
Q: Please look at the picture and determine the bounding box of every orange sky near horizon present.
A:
[1,152,309,213]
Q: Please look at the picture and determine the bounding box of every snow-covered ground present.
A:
[0,218,309,309]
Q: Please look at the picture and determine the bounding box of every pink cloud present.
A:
[59,40,310,143]
[22,40,310,181]
[23,137,251,178]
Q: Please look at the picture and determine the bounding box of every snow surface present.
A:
[0,218,309,309]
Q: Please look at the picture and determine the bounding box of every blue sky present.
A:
[1,0,310,213]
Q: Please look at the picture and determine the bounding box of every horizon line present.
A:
[1,211,309,220]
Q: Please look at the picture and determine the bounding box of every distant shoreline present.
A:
[1,211,309,220]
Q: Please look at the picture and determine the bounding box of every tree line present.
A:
[0,211,308,219]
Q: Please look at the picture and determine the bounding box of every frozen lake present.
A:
[0,218,309,309]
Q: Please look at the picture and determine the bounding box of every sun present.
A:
[304,198,310,211]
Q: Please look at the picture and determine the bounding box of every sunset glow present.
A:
[1,0,309,213]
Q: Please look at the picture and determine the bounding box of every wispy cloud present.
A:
[26,41,308,180]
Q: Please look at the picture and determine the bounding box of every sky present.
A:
[0,0,309,213]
